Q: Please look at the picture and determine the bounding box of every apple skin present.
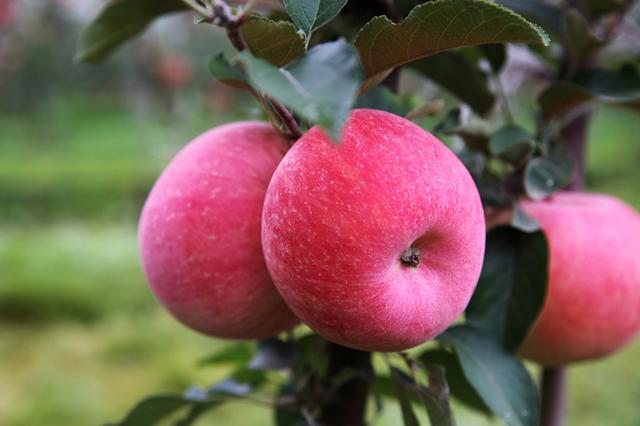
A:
[261,109,486,352]
[519,192,640,365]
[138,122,298,339]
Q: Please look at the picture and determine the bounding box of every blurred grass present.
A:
[0,96,639,426]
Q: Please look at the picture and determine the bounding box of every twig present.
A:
[267,98,304,142]
[180,0,209,16]
[211,0,247,51]
[540,367,567,426]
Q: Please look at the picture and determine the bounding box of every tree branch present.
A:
[540,367,568,426]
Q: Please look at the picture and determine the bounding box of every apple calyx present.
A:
[400,246,421,267]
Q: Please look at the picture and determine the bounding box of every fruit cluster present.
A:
[139,109,640,363]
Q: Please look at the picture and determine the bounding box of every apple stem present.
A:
[318,343,372,426]
[540,366,567,426]
[400,246,420,267]
[561,111,590,191]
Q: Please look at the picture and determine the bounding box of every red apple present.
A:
[139,122,298,339]
[261,109,486,352]
[519,192,640,365]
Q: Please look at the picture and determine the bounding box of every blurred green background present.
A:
[1,2,640,426]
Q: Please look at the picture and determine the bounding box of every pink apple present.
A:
[138,122,298,339]
[261,109,486,352]
[519,191,640,365]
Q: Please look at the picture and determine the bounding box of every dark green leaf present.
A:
[564,9,605,68]
[480,44,507,73]
[579,0,627,19]
[573,64,640,99]
[411,51,495,116]
[274,383,306,426]
[75,0,187,63]
[466,226,548,350]
[524,152,575,200]
[106,395,192,426]
[242,17,305,67]
[538,81,592,118]
[539,64,640,117]
[496,0,564,35]
[355,86,421,116]
[198,343,253,366]
[296,333,330,376]
[239,39,363,141]
[249,339,300,370]
[208,54,254,91]
[174,404,211,426]
[420,350,489,414]
[390,367,421,426]
[438,326,539,426]
[283,0,348,39]
[355,0,549,88]
[489,125,535,164]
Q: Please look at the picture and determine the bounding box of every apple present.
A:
[519,191,640,365]
[261,109,486,352]
[138,122,298,339]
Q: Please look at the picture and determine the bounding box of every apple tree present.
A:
[76,1,640,425]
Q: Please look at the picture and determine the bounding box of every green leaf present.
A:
[242,16,305,67]
[355,0,550,88]
[524,152,574,200]
[438,326,539,426]
[390,367,421,426]
[198,343,254,366]
[107,395,195,426]
[274,384,306,426]
[539,64,640,117]
[355,86,422,116]
[489,125,534,156]
[489,124,535,165]
[410,51,495,116]
[496,0,564,36]
[283,0,348,39]
[420,350,489,415]
[239,39,363,141]
[465,226,548,351]
[564,9,605,68]
[75,0,187,63]
[579,0,627,19]
[208,54,254,91]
